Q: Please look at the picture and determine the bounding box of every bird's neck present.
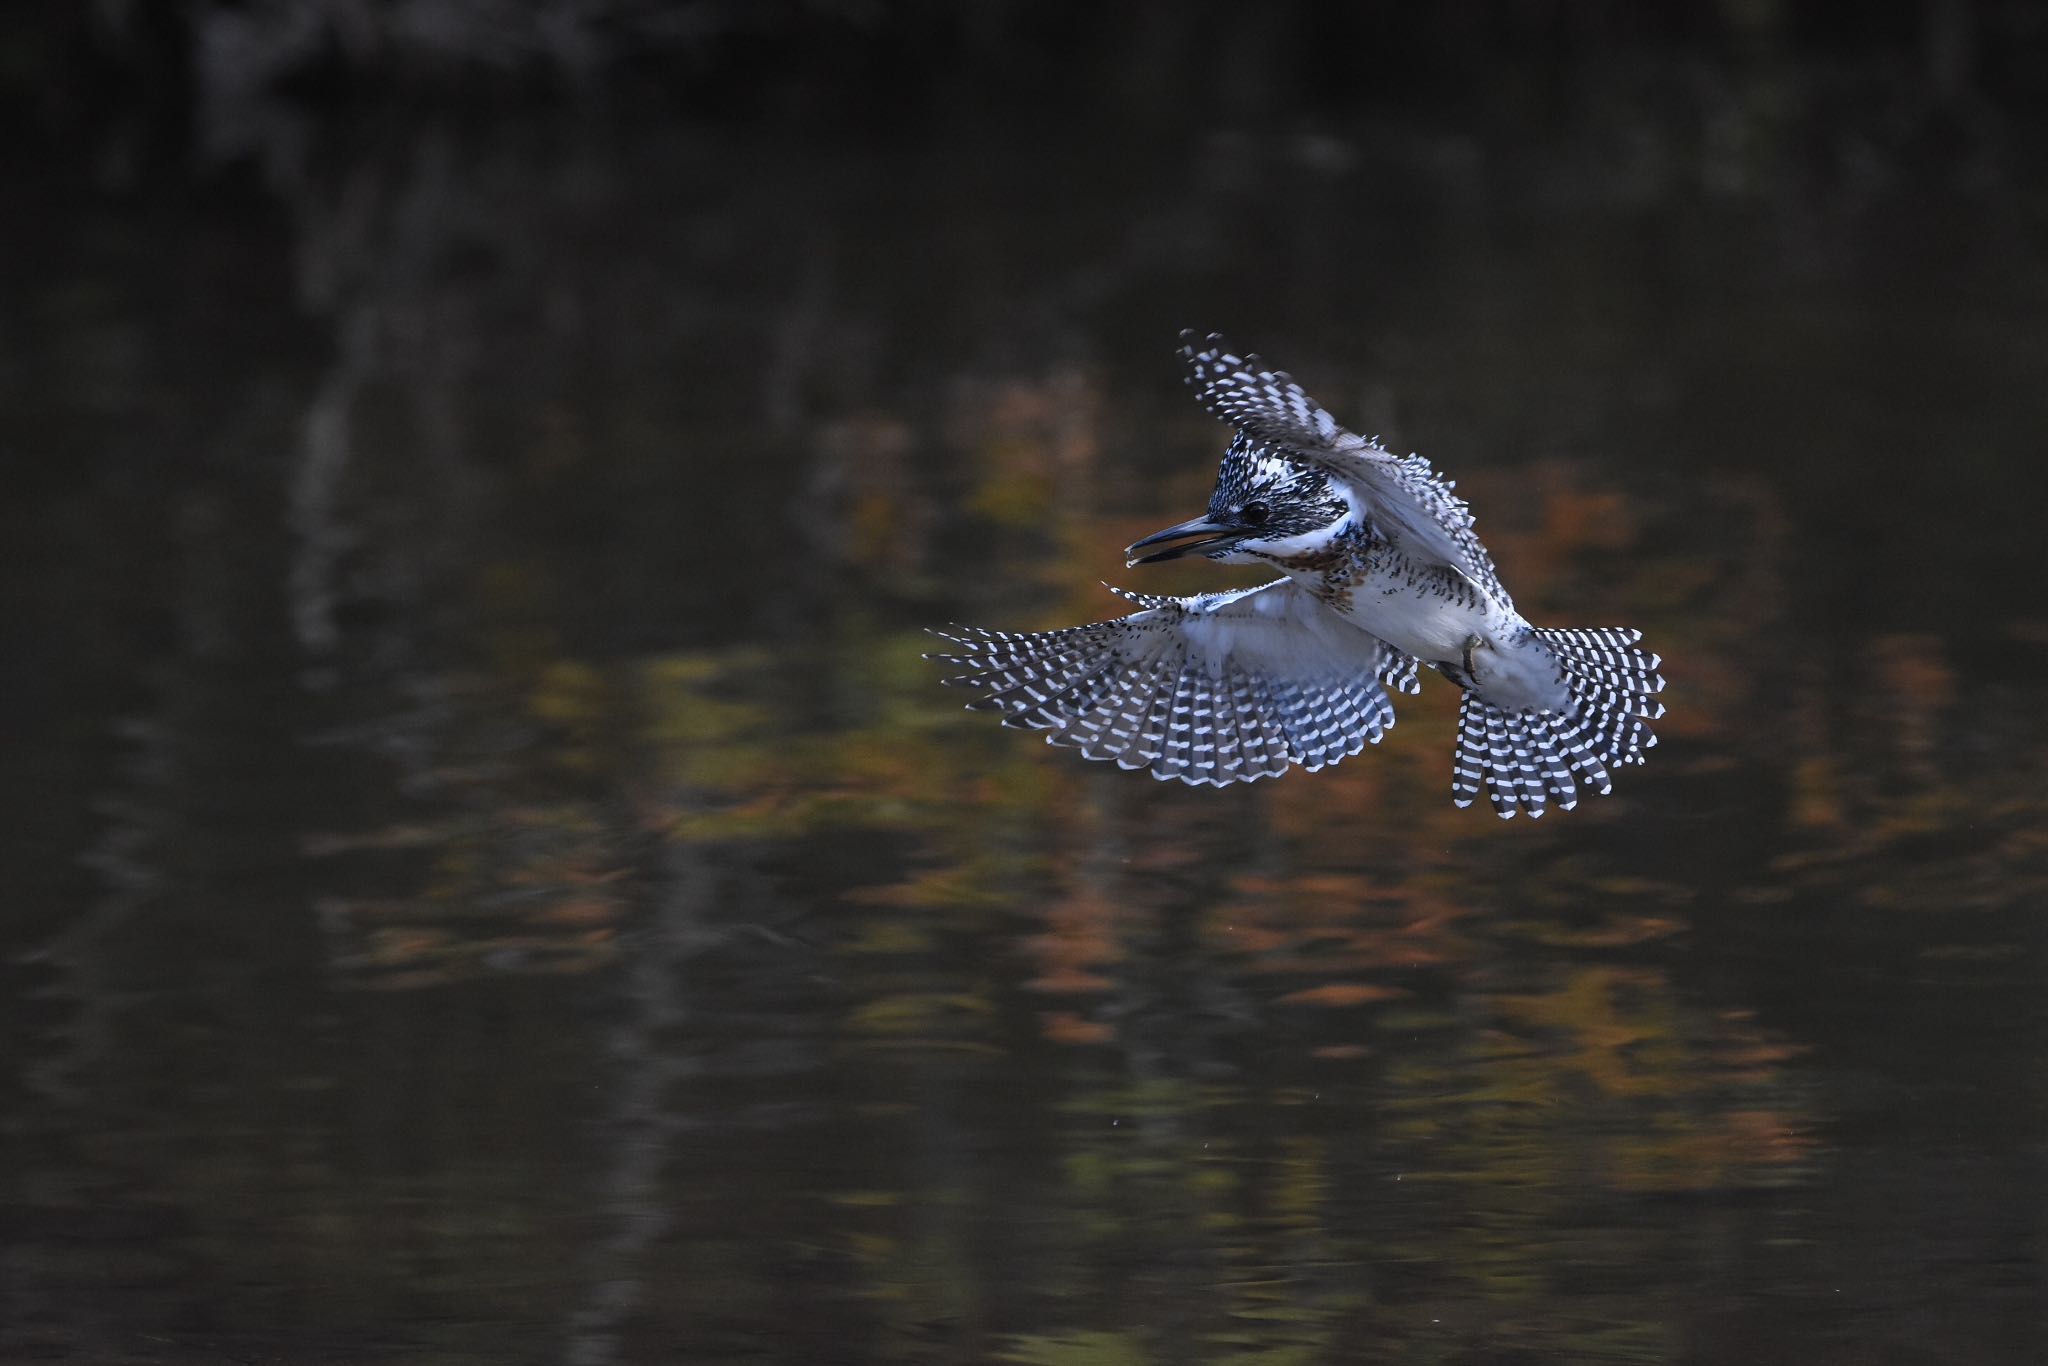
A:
[1257,509,1368,572]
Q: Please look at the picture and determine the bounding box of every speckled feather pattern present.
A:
[928,583,1407,786]
[927,332,1666,813]
[1179,331,1514,610]
[1207,432,1345,543]
[1450,628,1666,817]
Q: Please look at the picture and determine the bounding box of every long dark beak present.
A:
[1125,515,1244,566]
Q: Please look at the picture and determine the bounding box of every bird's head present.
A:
[1126,434,1352,567]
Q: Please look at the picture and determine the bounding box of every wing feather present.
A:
[1178,330,1513,611]
[929,580,1409,787]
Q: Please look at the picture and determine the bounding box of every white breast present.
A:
[1311,554,1501,663]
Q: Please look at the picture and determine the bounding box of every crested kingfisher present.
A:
[929,332,1665,817]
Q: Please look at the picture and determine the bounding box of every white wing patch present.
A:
[928,581,1414,787]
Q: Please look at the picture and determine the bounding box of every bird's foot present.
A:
[1461,634,1485,678]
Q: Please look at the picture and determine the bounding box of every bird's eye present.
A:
[1241,501,1270,527]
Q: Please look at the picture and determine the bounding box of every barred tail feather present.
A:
[1453,627,1665,818]
[1450,696,1488,807]
[1535,625,1667,771]
[1453,700,1596,819]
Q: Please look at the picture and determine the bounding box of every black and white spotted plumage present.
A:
[1451,628,1664,817]
[929,331,1666,814]
[927,582,1412,786]
[1206,432,1346,543]
[1179,330,1513,608]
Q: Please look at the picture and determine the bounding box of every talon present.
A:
[1461,633,1484,678]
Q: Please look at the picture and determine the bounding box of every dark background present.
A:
[5,5,2047,1364]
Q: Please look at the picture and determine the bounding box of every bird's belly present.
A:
[1325,567,1493,665]
[1310,563,1570,711]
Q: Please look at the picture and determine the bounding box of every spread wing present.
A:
[1179,330,1512,611]
[927,580,1420,787]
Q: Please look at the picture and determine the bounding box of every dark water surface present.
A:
[5,115,2047,1364]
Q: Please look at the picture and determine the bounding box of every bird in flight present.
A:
[928,332,1665,817]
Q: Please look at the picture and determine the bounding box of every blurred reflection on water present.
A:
[4,107,2047,1366]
